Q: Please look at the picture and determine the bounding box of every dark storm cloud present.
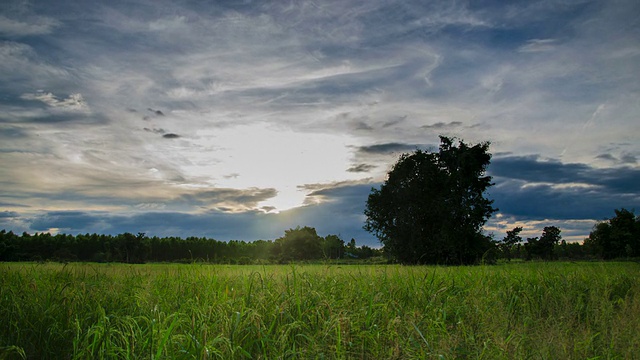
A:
[24,210,204,236]
[491,156,590,183]
[356,142,422,155]
[421,121,463,130]
[29,210,104,231]
[179,187,278,208]
[595,153,637,165]
[347,164,377,173]
[0,109,106,125]
[148,108,164,116]
[0,210,19,218]
[291,183,377,243]
[596,153,617,162]
[489,156,640,220]
[0,126,29,138]
[0,201,29,208]
[621,154,637,165]
[261,206,276,213]
[304,182,373,205]
[353,121,374,131]
[490,180,637,221]
[490,156,640,194]
[382,116,407,128]
[2,185,279,215]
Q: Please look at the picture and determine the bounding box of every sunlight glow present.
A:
[182,123,363,212]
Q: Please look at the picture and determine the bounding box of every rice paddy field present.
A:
[1,262,639,359]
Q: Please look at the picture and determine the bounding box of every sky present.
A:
[1,0,639,245]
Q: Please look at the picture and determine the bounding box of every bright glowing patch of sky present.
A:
[1,0,639,244]
[176,122,363,211]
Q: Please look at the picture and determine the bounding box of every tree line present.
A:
[0,226,382,264]
[1,208,636,264]
[494,208,639,262]
[0,208,636,264]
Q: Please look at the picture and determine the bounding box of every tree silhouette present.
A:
[364,136,497,264]
[585,208,639,259]
[499,226,523,262]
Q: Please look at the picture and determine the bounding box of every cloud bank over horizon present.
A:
[1,0,638,245]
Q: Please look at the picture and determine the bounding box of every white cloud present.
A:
[518,39,557,53]
[0,15,60,36]
[20,91,89,112]
[148,16,188,32]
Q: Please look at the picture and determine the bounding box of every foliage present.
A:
[0,228,381,264]
[584,208,640,259]
[364,136,497,264]
[272,226,324,262]
[497,226,523,262]
[539,226,562,257]
[1,262,639,359]
[523,226,562,260]
[493,225,597,262]
[323,234,345,259]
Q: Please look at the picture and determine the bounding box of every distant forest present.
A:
[1,209,637,264]
[0,226,381,264]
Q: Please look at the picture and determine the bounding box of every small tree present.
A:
[498,226,523,261]
[524,237,539,260]
[539,226,562,260]
[273,226,323,262]
[322,234,345,259]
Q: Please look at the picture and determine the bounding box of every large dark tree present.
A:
[364,136,497,264]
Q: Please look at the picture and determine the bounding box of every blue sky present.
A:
[1,0,638,245]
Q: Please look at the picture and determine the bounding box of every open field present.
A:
[1,262,639,359]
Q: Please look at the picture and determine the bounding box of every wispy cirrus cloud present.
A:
[0,15,59,37]
[518,39,558,53]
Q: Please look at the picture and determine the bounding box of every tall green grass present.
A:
[1,262,638,359]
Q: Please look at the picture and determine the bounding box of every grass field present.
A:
[1,262,639,359]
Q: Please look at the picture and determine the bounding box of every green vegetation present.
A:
[0,227,381,264]
[1,262,639,359]
[584,208,640,259]
[494,208,640,262]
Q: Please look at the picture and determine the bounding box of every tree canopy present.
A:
[272,226,324,261]
[584,208,640,259]
[364,136,497,264]
[498,226,523,262]
[524,226,562,260]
